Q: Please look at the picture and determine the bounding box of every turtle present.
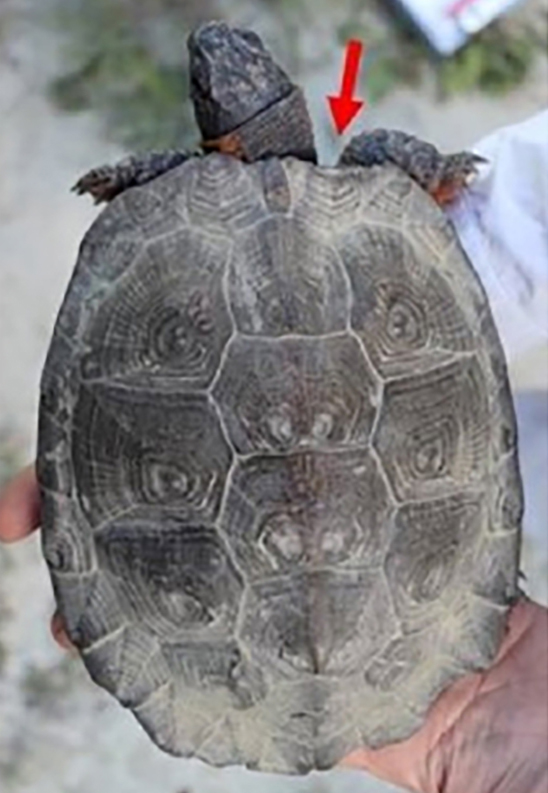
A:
[37,20,523,775]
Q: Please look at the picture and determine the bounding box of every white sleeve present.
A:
[447,110,548,362]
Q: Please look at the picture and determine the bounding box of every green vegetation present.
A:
[436,22,537,97]
[46,0,216,150]
[336,17,425,104]
[36,0,548,151]
[338,2,545,103]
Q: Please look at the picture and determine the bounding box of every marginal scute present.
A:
[187,153,266,232]
[374,358,489,501]
[355,166,455,258]
[81,625,126,696]
[195,717,243,768]
[360,705,422,752]
[292,164,364,231]
[162,640,267,718]
[80,230,233,387]
[213,334,378,454]
[37,412,73,495]
[133,681,178,755]
[259,158,292,213]
[72,385,232,528]
[490,455,524,533]
[118,165,190,236]
[77,199,144,283]
[51,571,97,639]
[38,337,78,496]
[313,725,363,772]
[479,307,521,461]
[402,185,458,258]
[222,449,391,579]
[55,266,104,340]
[40,332,78,413]
[266,687,330,774]
[84,626,172,712]
[72,571,130,648]
[41,493,95,574]
[406,657,467,722]
[437,597,508,671]
[465,532,520,606]
[228,215,350,336]
[359,166,414,222]
[364,635,421,692]
[116,627,172,707]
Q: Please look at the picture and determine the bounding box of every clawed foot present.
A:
[428,151,487,206]
[72,165,122,204]
[72,150,192,204]
[340,130,487,207]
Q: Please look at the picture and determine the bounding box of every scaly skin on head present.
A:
[188,22,294,140]
[189,21,317,163]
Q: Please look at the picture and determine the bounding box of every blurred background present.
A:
[0,0,546,792]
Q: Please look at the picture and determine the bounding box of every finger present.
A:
[0,464,41,543]
[50,611,76,653]
[341,734,437,793]
[340,665,482,792]
[339,599,538,790]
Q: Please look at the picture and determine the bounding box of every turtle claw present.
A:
[431,151,488,206]
[72,151,192,204]
[463,154,488,184]
[72,165,121,204]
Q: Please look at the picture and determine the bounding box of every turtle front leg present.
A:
[339,130,486,207]
[72,150,193,204]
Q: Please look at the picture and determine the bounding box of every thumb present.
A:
[50,610,76,653]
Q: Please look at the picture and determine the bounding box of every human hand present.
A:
[342,597,548,793]
[0,465,73,650]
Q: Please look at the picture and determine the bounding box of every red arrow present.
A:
[327,40,365,135]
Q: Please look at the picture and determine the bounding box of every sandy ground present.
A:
[0,3,546,792]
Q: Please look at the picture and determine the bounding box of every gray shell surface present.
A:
[37,154,523,775]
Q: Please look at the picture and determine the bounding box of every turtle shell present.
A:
[37,153,523,774]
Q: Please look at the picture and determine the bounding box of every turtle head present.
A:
[188,21,317,162]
